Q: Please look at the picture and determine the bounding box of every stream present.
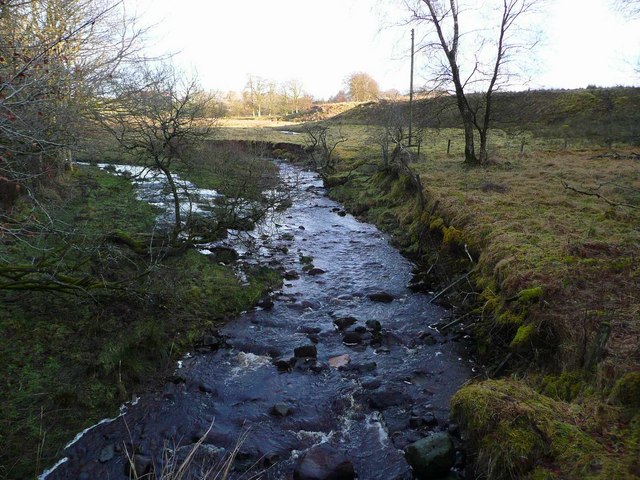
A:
[43,160,474,479]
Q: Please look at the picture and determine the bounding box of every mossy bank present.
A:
[0,163,281,479]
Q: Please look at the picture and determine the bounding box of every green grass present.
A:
[0,166,281,479]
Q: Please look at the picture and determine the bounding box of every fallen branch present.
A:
[561,180,637,210]
[440,311,475,331]
[429,272,470,304]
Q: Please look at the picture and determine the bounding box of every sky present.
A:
[132,0,640,99]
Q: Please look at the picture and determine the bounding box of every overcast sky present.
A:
[133,0,640,99]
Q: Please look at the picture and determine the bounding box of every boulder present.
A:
[198,382,216,394]
[293,444,355,480]
[404,432,455,479]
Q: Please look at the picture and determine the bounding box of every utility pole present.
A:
[408,28,415,147]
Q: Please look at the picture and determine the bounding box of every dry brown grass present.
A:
[410,146,639,378]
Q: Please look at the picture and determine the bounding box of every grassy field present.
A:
[219,87,640,479]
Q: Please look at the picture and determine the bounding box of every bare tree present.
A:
[302,125,348,182]
[244,74,269,117]
[0,0,148,293]
[102,64,213,243]
[614,0,640,16]
[346,72,380,102]
[372,102,427,210]
[403,0,540,164]
[285,79,305,114]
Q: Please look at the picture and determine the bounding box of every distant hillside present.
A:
[284,102,363,122]
[330,87,640,146]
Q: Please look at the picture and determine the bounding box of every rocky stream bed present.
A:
[42,161,475,479]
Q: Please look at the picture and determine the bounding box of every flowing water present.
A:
[43,161,474,479]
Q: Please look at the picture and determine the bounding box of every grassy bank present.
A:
[317,120,639,478]
[0,165,280,479]
[216,87,640,479]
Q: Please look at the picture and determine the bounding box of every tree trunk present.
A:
[158,163,181,240]
[478,128,489,165]
[462,110,477,164]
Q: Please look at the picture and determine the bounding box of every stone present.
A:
[274,359,291,372]
[308,268,326,276]
[271,403,290,417]
[333,316,357,331]
[368,292,394,303]
[328,354,351,368]
[342,332,362,346]
[365,320,382,332]
[256,297,275,310]
[293,444,355,480]
[368,389,410,409]
[208,246,239,263]
[354,326,367,334]
[362,378,382,390]
[423,413,438,427]
[99,444,115,463]
[337,210,347,217]
[404,432,455,479]
[202,334,219,347]
[284,270,300,280]
[294,345,318,359]
[409,416,425,429]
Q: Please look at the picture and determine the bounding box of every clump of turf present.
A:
[451,379,640,479]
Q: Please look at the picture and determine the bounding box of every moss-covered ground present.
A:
[0,164,280,479]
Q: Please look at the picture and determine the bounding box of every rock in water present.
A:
[404,432,455,479]
[294,345,318,359]
[98,444,115,463]
[293,444,355,480]
[342,332,362,346]
[368,292,394,303]
[308,267,326,276]
[328,354,351,368]
[333,316,357,331]
[271,403,291,417]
